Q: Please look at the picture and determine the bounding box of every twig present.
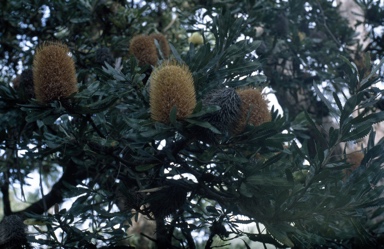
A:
[315,0,342,48]
[1,171,11,215]
[164,14,178,32]
[86,114,107,139]
[256,222,267,249]
[14,160,88,217]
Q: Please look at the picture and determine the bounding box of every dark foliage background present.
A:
[0,0,384,248]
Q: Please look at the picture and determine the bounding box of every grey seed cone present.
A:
[0,215,30,249]
[19,69,35,100]
[95,47,115,66]
[202,87,242,138]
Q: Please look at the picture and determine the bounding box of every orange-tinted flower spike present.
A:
[33,42,78,103]
[150,61,196,123]
[235,88,271,133]
[129,35,158,66]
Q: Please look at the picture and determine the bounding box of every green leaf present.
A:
[246,233,285,247]
[169,106,177,125]
[333,92,343,112]
[169,43,184,64]
[350,111,384,126]
[340,92,364,128]
[245,175,292,187]
[185,118,221,134]
[341,125,372,142]
[264,224,295,247]
[303,111,327,146]
[188,105,221,118]
[135,164,157,172]
[313,84,339,115]
[359,57,384,90]
[71,96,118,114]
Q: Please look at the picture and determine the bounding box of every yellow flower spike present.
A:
[33,42,78,103]
[235,88,271,133]
[188,32,204,45]
[150,61,196,123]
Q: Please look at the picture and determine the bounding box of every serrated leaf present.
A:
[350,111,384,126]
[245,175,292,187]
[188,105,221,118]
[71,96,118,114]
[265,224,295,247]
[185,119,221,134]
[341,125,372,142]
[303,111,327,146]
[246,233,285,247]
[313,84,339,115]
[135,164,157,172]
[340,92,364,128]
[360,57,384,90]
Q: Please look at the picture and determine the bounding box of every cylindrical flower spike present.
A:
[235,88,271,133]
[188,32,204,45]
[129,35,158,66]
[150,61,196,123]
[33,42,78,103]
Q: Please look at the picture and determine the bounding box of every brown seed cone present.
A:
[33,42,78,103]
[147,185,188,218]
[12,75,21,89]
[150,61,196,123]
[18,69,35,100]
[129,35,158,66]
[235,88,271,133]
[344,151,364,177]
[150,33,170,59]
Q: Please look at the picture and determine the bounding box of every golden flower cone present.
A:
[235,88,271,133]
[150,61,196,123]
[129,35,158,66]
[33,42,77,103]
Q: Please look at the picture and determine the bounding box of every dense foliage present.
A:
[0,0,384,248]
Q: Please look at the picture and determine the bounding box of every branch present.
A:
[13,160,88,217]
[1,171,11,216]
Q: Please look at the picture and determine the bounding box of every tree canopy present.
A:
[0,0,384,248]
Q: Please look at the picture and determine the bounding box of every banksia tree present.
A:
[235,88,271,133]
[33,42,78,103]
[149,61,196,123]
[129,34,159,66]
[3,1,384,249]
